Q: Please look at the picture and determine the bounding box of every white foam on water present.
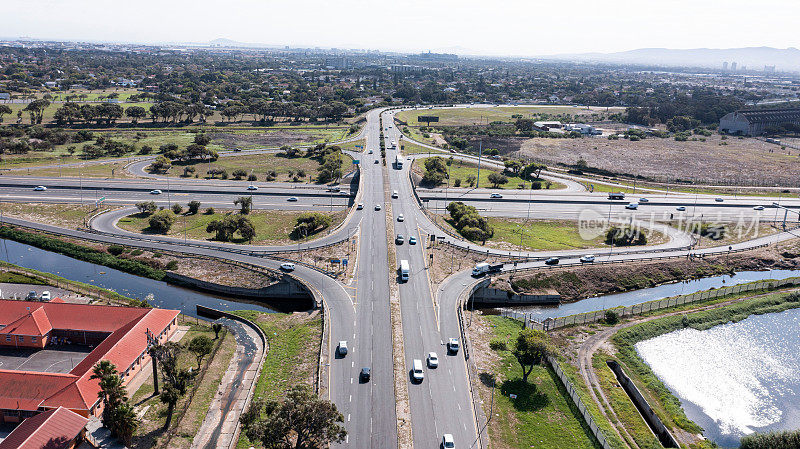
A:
[635,309,800,438]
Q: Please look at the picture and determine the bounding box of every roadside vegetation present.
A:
[230,310,323,449]
[471,315,601,449]
[416,155,563,190]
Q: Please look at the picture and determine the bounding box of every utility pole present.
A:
[167,176,171,209]
[475,141,483,189]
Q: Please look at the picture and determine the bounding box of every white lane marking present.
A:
[458,403,461,411]
[348,414,351,422]
[351,361,354,367]
[351,378,353,384]
[346,435,349,443]
[349,395,352,402]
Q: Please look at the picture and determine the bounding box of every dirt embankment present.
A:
[497,246,800,302]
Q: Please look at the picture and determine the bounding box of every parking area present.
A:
[0,345,92,373]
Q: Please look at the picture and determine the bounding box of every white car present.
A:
[676,206,686,211]
[287,197,298,202]
[625,203,639,210]
[447,338,459,354]
[150,189,162,195]
[356,203,364,210]
[247,185,258,190]
[375,204,382,211]
[442,434,455,448]
[490,193,503,199]
[580,255,596,263]
[279,262,295,271]
[397,214,404,222]
[368,149,374,154]
[338,341,348,356]
[33,185,47,191]
[753,205,765,211]
[427,352,439,368]
[40,291,51,301]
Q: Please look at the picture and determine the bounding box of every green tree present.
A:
[232,168,248,180]
[422,156,448,186]
[149,155,172,173]
[513,329,553,383]
[187,200,201,215]
[187,335,214,369]
[149,210,176,234]
[240,385,347,449]
[135,201,157,215]
[212,323,223,339]
[487,172,508,188]
[234,196,253,215]
[125,106,147,124]
[171,203,183,215]
[0,104,11,123]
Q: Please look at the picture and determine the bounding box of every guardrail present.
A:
[503,275,800,332]
[454,278,488,449]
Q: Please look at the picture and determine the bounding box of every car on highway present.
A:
[392,190,399,198]
[279,262,295,271]
[397,214,404,222]
[287,197,298,202]
[232,147,242,152]
[442,434,455,449]
[639,198,649,203]
[368,149,374,154]
[625,202,639,210]
[409,236,417,245]
[33,186,47,191]
[447,338,459,354]
[676,206,686,211]
[150,189,162,195]
[715,198,724,202]
[247,185,258,190]
[544,257,560,265]
[580,255,596,263]
[337,341,348,356]
[360,367,371,382]
[326,186,341,192]
[375,204,382,211]
[396,234,404,245]
[374,159,379,164]
[411,359,425,382]
[427,352,439,368]
[490,193,503,199]
[753,205,765,210]
[357,203,363,210]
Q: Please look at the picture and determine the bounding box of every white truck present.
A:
[471,262,503,277]
[399,259,410,282]
[394,154,404,169]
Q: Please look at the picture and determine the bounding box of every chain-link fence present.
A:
[503,277,800,331]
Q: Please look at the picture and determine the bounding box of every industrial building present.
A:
[719,108,800,136]
[0,300,179,424]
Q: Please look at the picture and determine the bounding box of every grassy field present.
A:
[130,320,235,449]
[414,158,566,191]
[395,106,623,127]
[0,202,111,228]
[23,161,138,178]
[474,315,601,449]
[482,218,606,251]
[117,209,345,245]
[230,310,322,449]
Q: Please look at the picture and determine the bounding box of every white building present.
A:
[719,108,800,136]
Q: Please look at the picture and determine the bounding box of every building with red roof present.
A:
[0,406,88,449]
[0,300,179,425]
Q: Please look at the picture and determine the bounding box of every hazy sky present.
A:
[5,0,800,55]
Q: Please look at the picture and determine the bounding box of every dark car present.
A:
[544,257,560,266]
[360,367,371,382]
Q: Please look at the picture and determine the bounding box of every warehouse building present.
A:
[719,108,800,136]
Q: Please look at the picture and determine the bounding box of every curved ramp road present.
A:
[2,105,799,449]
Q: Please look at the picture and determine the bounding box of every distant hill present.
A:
[544,47,800,72]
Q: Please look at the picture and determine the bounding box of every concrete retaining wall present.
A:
[607,360,679,448]
[165,272,312,301]
[469,279,560,306]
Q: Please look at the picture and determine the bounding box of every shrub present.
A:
[165,260,178,270]
[247,174,257,181]
[107,245,125,256]
[148,210,176,234]
[489,339,507,351]
[787,292,800,303]
[187,201,201,215]
[604,310,619,325]
[171,203,183,215]
[232,168,247,180]
[205,207,215,215]
[135,201,157,215]
[453,178,462,187]
[131,249,144,256]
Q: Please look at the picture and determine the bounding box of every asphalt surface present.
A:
[2,105,800,449]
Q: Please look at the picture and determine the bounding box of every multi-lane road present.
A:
[1,105,799,449]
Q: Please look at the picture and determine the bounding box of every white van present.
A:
[412,359,424,382]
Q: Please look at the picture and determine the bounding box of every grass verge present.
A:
[229,310,322,448]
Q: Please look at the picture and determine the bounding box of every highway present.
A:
[1,105,799,449]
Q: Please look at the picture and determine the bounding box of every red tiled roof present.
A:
[49,297,65,303]
[0,300,179,414]
[0,406,88,449]
[0,306,52,337]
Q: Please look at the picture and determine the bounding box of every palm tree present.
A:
[111,402,140,446]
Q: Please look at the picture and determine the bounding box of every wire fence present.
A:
[503,276,800,332]
[547,355,613,449]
